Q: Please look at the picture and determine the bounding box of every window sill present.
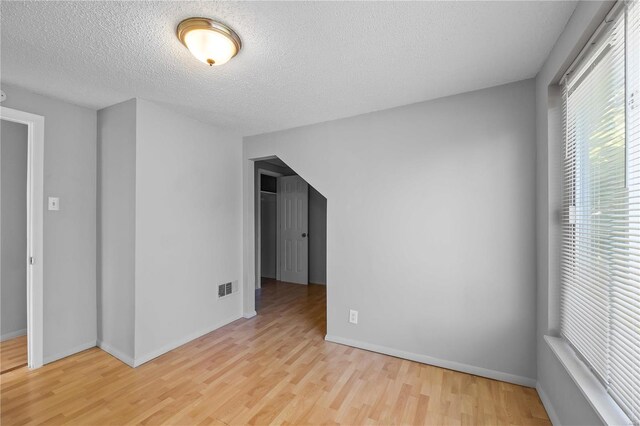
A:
[545,336,632,426]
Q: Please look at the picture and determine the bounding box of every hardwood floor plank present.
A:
[0,335,27,374]
[0,280,549,425]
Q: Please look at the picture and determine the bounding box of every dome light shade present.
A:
[177,18,242,66]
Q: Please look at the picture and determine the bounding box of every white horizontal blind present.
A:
[561,2,640,424]
[610,0,640,422]
[561,1,626,385]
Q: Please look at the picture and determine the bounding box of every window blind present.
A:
[561,2,639,424]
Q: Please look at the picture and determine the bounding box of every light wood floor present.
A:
[0,335,27,374]
[0,280,550,425]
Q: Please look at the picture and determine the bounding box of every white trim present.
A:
[43,340,96,365]
[325,334,536,388]
[243,158,256,316]
[545,336,632,426]
[243,310,257,319]
[0,329,27,342]
[256,167,283,289]
[536,382,561,426]
[1,106,45,370]
[97,340,135,367]
[133,313,242,367]
[259,169,284,178]
[275,175,281,282]
[562,1,625,82]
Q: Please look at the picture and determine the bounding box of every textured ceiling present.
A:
[1,1,576,136]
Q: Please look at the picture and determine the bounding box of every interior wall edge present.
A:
[536,381,561,426]
[97,340,135,367]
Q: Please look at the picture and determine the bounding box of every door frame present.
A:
[255,168,283,290]
[0,106,45,369]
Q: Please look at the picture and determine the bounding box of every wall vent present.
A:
[218,282,235,298]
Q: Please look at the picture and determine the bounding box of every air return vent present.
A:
[218,282,235,298]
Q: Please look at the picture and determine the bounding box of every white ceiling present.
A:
[1,1,576,136]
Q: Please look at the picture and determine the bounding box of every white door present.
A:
[278,176,308,284]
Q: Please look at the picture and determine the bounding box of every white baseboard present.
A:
[243,310,257,319]
[324,334,537,388]
[133,313,242,367]
[97,340,135,367]
[43,340,97,365]
[536,382,560,426]
[0,328,27,342]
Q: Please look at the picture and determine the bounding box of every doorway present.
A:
[0,106,45,370]
[253,156,327,314]
[1,119,28,373]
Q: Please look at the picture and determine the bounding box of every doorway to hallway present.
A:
[253,156,327,317]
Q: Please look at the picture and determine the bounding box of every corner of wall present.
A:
[536,381,561,426]
[97,340,135,367]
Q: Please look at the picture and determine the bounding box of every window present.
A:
[561,1,639,424]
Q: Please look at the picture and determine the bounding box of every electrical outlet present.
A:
[349,309,358,324]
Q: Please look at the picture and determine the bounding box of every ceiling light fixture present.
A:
[177,17,242,67]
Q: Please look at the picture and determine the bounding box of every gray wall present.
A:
[535,1,614,424]
[1,83,97,363]
[260,193,277,279]
[134,99,243,362]
[309,186,326,285]
[95,98,243,365]
[97,99,136,362]
[244,79,537,384]
[1,119,28,340]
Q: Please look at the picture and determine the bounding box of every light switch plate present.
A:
[349,309,358,324]
[48,197,60,211]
